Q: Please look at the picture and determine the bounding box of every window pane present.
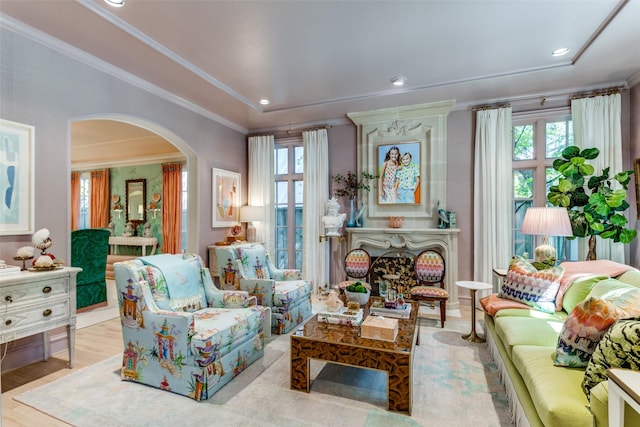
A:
[294,146,304,174]
[514,200,533,257]
[275,181,288,204]
[294,180,303,204]
[545,167,562,198]
[276,250,288,269]
[513,125,534,160]
[275,147,288,175]
[513,169,533,199]
[276,207,287,226]
[546,120,573,158]
[295,250,303,271]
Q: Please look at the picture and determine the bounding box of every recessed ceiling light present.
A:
[104,0,125,7]
[259,99,270,105]
[390,76,407,87]
[552,48,570,57]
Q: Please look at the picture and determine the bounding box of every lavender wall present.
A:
[0,29,245,267]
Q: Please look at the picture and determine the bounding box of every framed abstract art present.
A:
[0,119,34,235]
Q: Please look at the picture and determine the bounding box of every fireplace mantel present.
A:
[346,227,460,308]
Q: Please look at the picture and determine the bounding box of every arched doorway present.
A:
[69,114,198,253]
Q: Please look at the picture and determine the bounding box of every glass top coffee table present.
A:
[290,299,419,414]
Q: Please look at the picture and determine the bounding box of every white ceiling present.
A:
[1,0,640,135]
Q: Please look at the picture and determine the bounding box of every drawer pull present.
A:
[5,295,12,303]
[5,319,11,326]
[42,286,52,294]
[43,309,52,317]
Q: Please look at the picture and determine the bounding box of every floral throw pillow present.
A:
[554,297,628,367]
[498,257,564,313]
[582,318,640,399]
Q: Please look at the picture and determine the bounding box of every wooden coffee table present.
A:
[290,300,419,414]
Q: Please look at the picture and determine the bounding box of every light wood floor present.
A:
[1,300,475,426]
[1,317,123,426]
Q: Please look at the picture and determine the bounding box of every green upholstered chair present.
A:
[71,228,111,312]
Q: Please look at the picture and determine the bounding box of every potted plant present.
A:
[331,171,377,227]
[547,145,637,260]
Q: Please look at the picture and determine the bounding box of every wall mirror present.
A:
[126,178,146,228]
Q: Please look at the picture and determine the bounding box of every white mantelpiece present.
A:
[347,227,460,309]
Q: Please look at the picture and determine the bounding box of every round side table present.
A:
[455,281,492,343]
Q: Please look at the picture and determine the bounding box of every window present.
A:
[512,111,574,260]
[274,140,304,270]
[79,172,90,229]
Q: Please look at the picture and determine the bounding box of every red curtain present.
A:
[70,172,81,230]
[90,169,110,228]
[162,163,183,254]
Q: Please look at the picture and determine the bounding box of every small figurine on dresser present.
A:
[108,221,116,236]
[142,222,153,238]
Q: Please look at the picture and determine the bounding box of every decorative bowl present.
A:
[389,216,404,228]
[344,289,371,306]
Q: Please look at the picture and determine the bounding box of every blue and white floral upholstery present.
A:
[114,253,266,401]
[215,244,313,334]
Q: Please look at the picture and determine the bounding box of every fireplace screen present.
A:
[368,250,418,296]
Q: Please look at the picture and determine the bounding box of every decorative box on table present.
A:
[361,315,398,341]
[369,303,411,319]
[317,307,364,326]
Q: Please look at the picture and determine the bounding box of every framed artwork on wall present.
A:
[377,141,422,205]
[348,100,455,225]
[212,168,241,227]
[0,119,35,235]
[634,158,640,219]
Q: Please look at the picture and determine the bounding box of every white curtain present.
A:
[474,107,513,284]
[248,135,275,254]
[572,93,624,262]
[303,129,329,293]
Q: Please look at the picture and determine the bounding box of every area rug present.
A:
[15,319,512,427]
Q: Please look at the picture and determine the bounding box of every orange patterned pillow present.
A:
[554,297,628,367]
[498,257,564,313]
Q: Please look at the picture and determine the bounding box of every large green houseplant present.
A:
[547,145,637,260]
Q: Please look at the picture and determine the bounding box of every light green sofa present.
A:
[484,266,640,427]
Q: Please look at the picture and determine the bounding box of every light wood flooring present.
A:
[1,300,474,426]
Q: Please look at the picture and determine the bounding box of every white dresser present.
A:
[0,267,81,371]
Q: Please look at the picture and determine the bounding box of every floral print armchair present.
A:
[215,244,313,334]
[114,253,267,400]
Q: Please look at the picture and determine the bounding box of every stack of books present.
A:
[370,302,411,319]
[317,307,364,326]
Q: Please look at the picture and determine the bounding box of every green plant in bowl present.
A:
[344,281,370,306]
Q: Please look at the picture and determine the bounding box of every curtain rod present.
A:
[571,86,627,100]
[470,84,628,112]
[247,125,332,138]
[471,103,510,112]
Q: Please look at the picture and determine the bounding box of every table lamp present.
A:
[521,207,572,262]
[240,205,262,242]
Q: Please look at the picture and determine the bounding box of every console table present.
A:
[607,368,640,427]
[109,236,157,256]
[0,267,81,393]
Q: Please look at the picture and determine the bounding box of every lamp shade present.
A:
[521,207,572,237]
[240,206,263,223]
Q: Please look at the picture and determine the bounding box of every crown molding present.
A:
[0,13,248,135]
